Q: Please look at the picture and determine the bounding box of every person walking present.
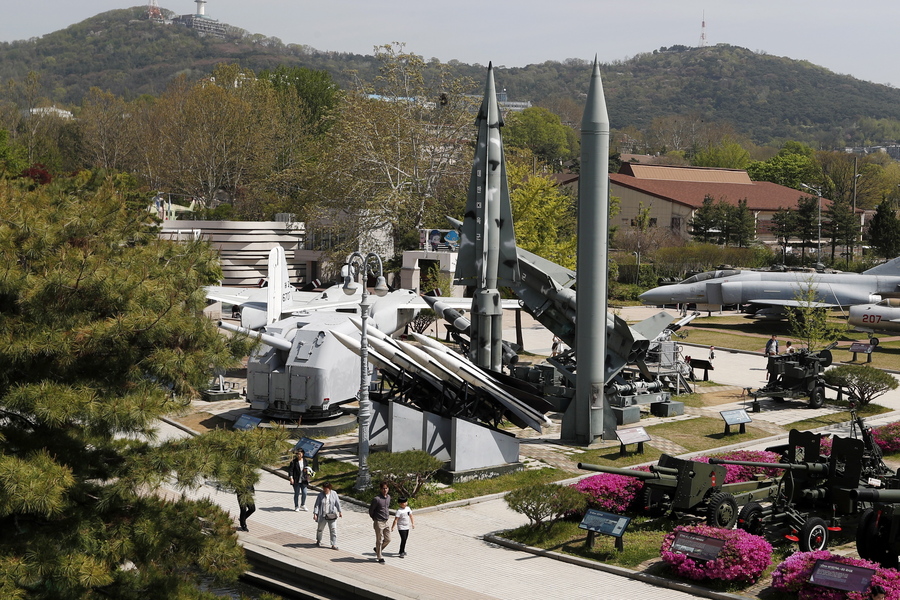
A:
[312,482,342,550]
[369,481,391,563]
[288,449,311,511]
[236,484,255,532]
[765,334,779,356]
[391,497,415,558]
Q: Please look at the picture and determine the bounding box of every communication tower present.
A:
[147,0,163,21]
[699,11,707,47]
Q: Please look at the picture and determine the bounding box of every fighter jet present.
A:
[639,257,900,318]
[848,298,900,343]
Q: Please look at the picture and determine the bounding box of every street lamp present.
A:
[343,251,389,491]
[800,184,823,267]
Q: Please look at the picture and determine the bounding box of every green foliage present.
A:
[652,244,774,279]
[691,140,750,169]
[785,280,847,351]
[746,153,818,189]
[823,364,899,406]
[504,106,578,167]
[688,196,756,247]
[869,199,900,259]
[0,176,289,598]
[509,172,577,269]
[504,483,588,527]
[368,450,444,498]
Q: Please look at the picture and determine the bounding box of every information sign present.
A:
[670,531,726,561]
[578,509,631,538]
[293,437,325,458]
[616,427,651,445]
[849,342,875,354]
[720,409,752,425]
[233,414,262,431]
[809,560,875,593]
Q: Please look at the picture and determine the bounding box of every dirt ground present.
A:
[172,411,232,432]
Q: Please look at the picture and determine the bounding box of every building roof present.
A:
[611,164,820,212]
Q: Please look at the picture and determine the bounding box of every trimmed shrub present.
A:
[771,550,900,600]
[823,364,898,406]
[660,524,772,584]
[874,421,900,455]
[505,483,588,527]
[368,450,443,498]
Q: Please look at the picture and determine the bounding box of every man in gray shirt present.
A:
[369,481,391,563]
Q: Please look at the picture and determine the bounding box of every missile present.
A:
[456,64,520,371]
[421,296,520,365]
[331,330,446,393]
[218,320,293,352]
[574,57,614,442]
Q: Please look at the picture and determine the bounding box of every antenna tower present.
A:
[147,0,163,21]
[699,11,707,47]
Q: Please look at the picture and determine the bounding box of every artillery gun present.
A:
[578,453,780,529]
[849,486,900,569]
[751,342,837,409]
[712,431,881,551]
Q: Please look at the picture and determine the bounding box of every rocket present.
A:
[455,64,520,372]
[571,58,615,443]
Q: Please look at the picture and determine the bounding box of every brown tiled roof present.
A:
[610,173,821,211]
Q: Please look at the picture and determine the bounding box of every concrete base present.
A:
[201,390,243,402]
[437,461,524,485]
[612,405,641,425]
[650,401,684,417]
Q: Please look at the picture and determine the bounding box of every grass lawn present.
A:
[644,416,773,453]
[785,401,893,431]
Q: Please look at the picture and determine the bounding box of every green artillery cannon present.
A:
[850,487,900,569]
[578,453,779,529]
[711,432,873,552]
[752,342,837,409]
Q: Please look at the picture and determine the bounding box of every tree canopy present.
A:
[0,175,288,599]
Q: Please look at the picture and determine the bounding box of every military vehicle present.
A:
[751,342,837,408]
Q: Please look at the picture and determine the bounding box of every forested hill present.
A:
[4,6,900,147]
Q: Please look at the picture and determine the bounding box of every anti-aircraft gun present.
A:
[751,342,838,409]
[711,430,882,551]
[578,453,780,529]
[849,486,900,569]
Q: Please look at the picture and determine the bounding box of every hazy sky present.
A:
[1,1,896,87]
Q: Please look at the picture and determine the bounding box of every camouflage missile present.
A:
[455,64,520,371]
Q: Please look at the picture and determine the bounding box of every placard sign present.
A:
[616,427,651,445]
[849,342,875,354]
[720,409,752,425]
[670,531,726,561]
[293,437,325,458]
[809,560,875,593]
[233,414,262,431]
[579,509,632,538]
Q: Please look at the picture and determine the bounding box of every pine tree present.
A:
[868,198,900,259]
[0,176,289,599]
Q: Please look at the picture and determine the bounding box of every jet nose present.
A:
[639,287,670,305]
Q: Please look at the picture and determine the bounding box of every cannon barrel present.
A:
[708,458,829,475]
[850,488,900,503]
[218,320,293,352]
[577,462,664,480]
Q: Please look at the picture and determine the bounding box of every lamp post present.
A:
[801,183,823,267]
[343,251,389,491]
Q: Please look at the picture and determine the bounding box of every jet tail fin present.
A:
[863,256,900,276]
[266,246,289,325]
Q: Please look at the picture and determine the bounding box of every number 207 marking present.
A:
[862,314,882,323]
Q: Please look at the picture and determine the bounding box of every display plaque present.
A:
[670,531,726,561]
[579,509,631,538]
[809,560,875,593]
[232,414,262,431]
[720,408,751,434]
[293,437,325,458]
[615,426,651,457]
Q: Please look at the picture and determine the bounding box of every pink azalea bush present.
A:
[874,422,900,454]
[572,469,648,513]
[660,524,772,583]
[694,450,784,484]
[772,550,900,600]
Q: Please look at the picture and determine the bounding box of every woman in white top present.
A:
[391,497,415,557]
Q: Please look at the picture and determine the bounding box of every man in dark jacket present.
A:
[369,481,391,563]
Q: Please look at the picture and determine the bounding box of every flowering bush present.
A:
[660,524,772,583]
[572,471,646,513]
[695,450,784,484]
[772,550,900,600]
[819,435,833,457]
[874,421,900,454]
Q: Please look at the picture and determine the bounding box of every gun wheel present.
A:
[737,501,765,536]
[642,487,671,517]
[799,517,828,552]
[808,387,825,409]
[706,492,738,529]
[858,507,899,568]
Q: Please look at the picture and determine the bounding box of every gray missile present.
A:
[218,320,293,352]
[573,57,614,442]
[421,296,519,365]
[331,330,447,392]
[456,64,520,371]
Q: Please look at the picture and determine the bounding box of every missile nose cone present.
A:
[420,294,438,308]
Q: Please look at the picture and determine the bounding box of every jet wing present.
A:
[747,298,837,309]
